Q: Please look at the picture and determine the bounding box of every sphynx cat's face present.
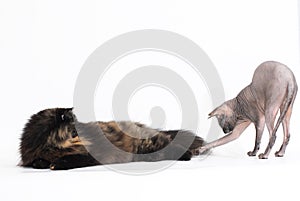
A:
[209,103,237,134]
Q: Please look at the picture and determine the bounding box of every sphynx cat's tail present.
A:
[272,83,297,136]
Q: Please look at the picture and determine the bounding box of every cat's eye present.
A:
[61,113,74,122]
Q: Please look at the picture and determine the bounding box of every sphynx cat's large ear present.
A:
[208,107,221,119]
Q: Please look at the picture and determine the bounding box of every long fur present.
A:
[20,108,206,170]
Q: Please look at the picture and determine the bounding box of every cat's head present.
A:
[208,102,237,134]
[20,108,85,166]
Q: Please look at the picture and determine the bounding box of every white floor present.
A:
[2,145,300,201]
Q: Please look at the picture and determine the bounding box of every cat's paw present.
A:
[178,151,192,161]
[50,158,69,170]
[247,151,256,157]
[32,158,51,169]
[192,149,200,155]
[197,145,210,154]
[258,153,268,159]
[50,154,100,170]
[275,151,284,157]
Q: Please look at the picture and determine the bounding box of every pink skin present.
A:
[199,121,251,151]
[199,61,297,159]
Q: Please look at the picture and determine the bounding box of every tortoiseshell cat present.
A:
[20,108,206,170]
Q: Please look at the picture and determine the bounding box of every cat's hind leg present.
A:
[275,105,292,157]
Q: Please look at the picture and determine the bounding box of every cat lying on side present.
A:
[20,108,206,170]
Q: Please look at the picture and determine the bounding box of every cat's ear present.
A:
[59,108,74,122]
[208,106,223,119]
[65,107,73,111]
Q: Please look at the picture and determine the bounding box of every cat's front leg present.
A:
[50,154,100,170]
[32,158,51,169]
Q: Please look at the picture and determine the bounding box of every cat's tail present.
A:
[272,83,297,138]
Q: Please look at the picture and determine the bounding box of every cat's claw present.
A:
[50,164,55,170]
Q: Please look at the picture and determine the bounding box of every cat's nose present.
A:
[223,128,230,134]
[71,130,78,138]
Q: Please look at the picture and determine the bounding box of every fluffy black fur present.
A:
[20,108,206,170]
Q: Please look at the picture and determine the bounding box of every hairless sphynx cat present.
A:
[199,61,297,159]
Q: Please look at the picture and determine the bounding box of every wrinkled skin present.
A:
[199,61,297,159]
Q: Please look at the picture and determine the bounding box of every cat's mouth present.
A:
[70,136,80,143]
[71,136,91,146]
[59,136,91,148]
[223,127,233,135]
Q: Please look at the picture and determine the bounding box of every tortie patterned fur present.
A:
[20,108,206,170]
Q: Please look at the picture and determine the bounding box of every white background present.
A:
[1,0,300,201]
